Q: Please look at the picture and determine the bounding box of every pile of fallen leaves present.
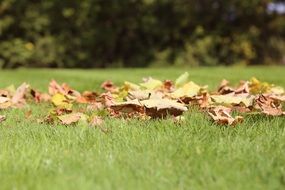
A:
[0,72,284,127]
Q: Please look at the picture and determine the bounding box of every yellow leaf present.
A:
[249,77,270,94]
[171,81,201,98]
[175,72,189,87]
[123,81,140,91]
[140,78,163,90]
[211,94,254,107]
[51,93,72,109]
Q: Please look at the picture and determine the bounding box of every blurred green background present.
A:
[0,0,284,68]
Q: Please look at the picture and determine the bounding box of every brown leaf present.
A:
[49,80,80,98]
[255,95,284,116]
[141,98,187,118]
[208,106,243,126]
[0,115,6,123]
[163,80,174,92]
[110,99,144,114]
[101,80,118,92]
[218,79,234,94]
[87,102,105,111]
[100,92,115,107]
[235,81,249,94]
[58,113,84,125]
[11,83,29,105]
[76,91,98,103]
[30,89,51,103]
[180,92,209,108]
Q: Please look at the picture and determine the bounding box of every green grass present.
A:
[0,67,285,190]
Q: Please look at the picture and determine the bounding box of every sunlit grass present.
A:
[0,67,285,190]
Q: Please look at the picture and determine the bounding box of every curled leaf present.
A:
[101,80,118,92]
[11,83,29,106]
[254,95,284,116]
[208,106,243,126]
[175,72,189,87]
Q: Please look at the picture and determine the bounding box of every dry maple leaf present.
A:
[58,113,86,125]
[30,89,51,103]
[101,80,118,92]
[217,79,234,94]
[141,98,187,118]
[49,80,81,98]
[11,83,29,106]
[110,99,144,114]
[254,95,284,116]
[100,92,115,107]
[163,80,174,92]
[49,80,66,95]
[208,106,243,126]
[76,91,98,103]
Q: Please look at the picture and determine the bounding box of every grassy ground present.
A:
[0,67,285,190]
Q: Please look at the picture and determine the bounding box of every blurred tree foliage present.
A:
[0,0,284,68]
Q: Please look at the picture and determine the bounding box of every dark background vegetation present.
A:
[0,0,284,68]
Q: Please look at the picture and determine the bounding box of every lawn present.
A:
[0,67,285,190]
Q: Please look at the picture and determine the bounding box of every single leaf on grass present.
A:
[208,106,243,126]
[141,98,187,118]
[0,115,6,123]
[58,113,87,125]
[175,72,189,87]
[210,94,254,107]
[140,77,163,90]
